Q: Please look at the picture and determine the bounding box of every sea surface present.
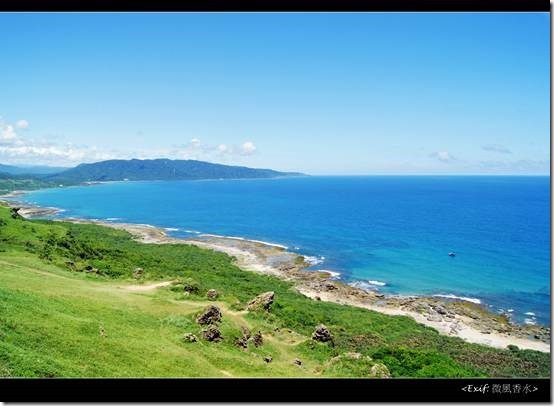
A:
[19,176,550,326]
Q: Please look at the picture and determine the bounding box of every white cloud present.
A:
[0,143,119,164]
[429,151,455,163]
[240,141,256,155]
[0,124,17,141]
[0,114,260,166]
[15,119,29,129]
[481,144,512,154]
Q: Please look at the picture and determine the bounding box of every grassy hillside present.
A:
[0,174,57,195]
[0,204,549,377]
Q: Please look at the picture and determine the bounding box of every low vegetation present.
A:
[0,176,56,195]
[0,204,549,377]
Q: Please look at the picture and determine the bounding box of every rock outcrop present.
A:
[182,333,198,343]
[251,331,264,347]
[206,289,219,300]
[247,291,274,311]
[202,326,223,342]
[369,363,391,378]
[312,324,333,343]
[196,305,222,325]
[132,267,144,279]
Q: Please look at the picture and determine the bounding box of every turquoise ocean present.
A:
[19,176,550,326]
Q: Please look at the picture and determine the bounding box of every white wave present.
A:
[184,229,201,234]
[507,309,514,313]
[524,318,537,325]
[432,294,481,304]
[199,233,288,249]
[164,227,179,232]
[367,280,387,287]
[318,270,340,279]
[303,255,325,266]
[524,312,536,316]
[105,217,122,221]
[349,281,380,292]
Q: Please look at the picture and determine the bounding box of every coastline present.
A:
[5,198,549,353]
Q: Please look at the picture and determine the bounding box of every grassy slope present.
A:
[0,178,56,195]
[0,205,549,377]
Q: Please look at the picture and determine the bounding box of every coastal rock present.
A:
[312,324,333,343]
[132,267,144,279]
[202,326,223,342]
[196,305,222,325]
[426,313,442,322]
[182,333,198,343]
[206,289,219,300]
[247,291,274,311]
[324,282,338,291]
[369,363,391,378]
[434,305,448,315]
[278,264,296,272]
[251,331,264,347]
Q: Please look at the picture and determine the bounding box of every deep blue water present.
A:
[19,176,550,325]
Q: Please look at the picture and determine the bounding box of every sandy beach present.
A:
[8,202,551,353]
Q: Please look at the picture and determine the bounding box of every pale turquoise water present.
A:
[20,176,550,325]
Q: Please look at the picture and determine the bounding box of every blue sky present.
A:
[0,13,549,174]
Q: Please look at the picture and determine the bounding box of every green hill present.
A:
[0,204,549,378]
[46,159,304,183]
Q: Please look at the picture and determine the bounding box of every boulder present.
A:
[264,355,273,363]
[196,305,222,325]
[344,352,363,360]
[241,326,251,340]
[84,265,101,275]
[206,289,219,300]
[434,305,448,315]
[369,363,391,378]
[132,267,144,279]
[182,333,198,343]
[236,336,248,349]
[426,313,442,322]
[312,324,333,343]
[202,326,223,342]
[294,358,302,366]
[247,291,274,311]
[10,207,22,220]
[251,331,264,347]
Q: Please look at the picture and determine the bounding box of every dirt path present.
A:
[121,281,174,291]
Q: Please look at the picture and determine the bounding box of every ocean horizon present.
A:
[18,175,550,326]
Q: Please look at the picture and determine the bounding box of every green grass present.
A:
[0,204,549,377]
[0,178,57,195]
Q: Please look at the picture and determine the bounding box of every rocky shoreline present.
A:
[4,199,551,353]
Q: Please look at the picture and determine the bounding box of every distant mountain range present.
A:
[41,159,303,183]
[0,164,70,176]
